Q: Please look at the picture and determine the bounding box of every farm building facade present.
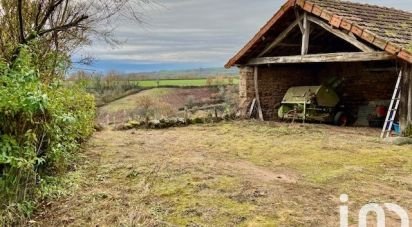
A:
[226,0,412,134]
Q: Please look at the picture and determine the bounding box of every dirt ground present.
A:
[33,121,412,226]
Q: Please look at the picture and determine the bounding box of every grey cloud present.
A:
[79,0,412,68]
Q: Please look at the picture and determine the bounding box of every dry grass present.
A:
[98,88,217,124]
[33,121,412,226]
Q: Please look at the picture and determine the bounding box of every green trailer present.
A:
[278,85,349,125]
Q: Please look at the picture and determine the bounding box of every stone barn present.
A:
[225,0,412,135]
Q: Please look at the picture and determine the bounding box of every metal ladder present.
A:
[380,71,402,139]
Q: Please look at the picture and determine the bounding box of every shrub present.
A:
[0,48,95,224]
[134,96,157,123]
[185,95,196,109]
[133,96,176,122]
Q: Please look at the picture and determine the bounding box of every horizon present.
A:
[74,0,412,73]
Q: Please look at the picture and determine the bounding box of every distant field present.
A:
[136,78,239,87]
[66,78,239,88]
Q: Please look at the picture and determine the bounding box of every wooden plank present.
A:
[254,67,264,121]
[406,67,412,127]
[409,68,412,125]
[258,15,303,57]
[307,16,374,52]
[248,98,256,118]
[294,9,304,34]
[301,13,310,55]
[399,63,411,132]
[247,52,394,65]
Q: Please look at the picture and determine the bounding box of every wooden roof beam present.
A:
[247,51,395,65]
[258,15,304,57]
[307,15,375,53]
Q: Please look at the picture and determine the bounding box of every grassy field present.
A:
[34,121,412,226]
[137,78,239,87]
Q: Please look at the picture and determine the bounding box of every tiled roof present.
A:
[225,0,412,68]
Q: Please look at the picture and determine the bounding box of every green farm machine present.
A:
[278,85,349,126]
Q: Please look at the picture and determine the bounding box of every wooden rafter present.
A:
[247,51,394,65]
[307,15,374,52]
[294,8,304,34]
[399,63,412,132]
[258,15,303,57]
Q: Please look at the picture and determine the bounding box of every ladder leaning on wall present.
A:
[380,71,403,139]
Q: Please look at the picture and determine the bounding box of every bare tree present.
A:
[0,0,151,80]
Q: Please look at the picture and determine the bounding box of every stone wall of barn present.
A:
[239,61,399,121]
[238,66,255,117]
[239,65,317,119]
[317,62,397,109]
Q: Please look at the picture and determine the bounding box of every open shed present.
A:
[226,0,412,135]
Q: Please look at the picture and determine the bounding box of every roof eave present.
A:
[225,0,412,68]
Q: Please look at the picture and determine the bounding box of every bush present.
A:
[185,95,196,109]
[0,48,95,224]
[133,96,176,122]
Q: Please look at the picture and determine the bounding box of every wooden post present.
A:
[399,63,412,133]
[301,12,310,56]
[254,66,264,121]
[408,71,412,124]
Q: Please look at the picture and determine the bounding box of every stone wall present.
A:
[317,62,397,110]
[238,65,317,119]
[239,61,399,121]
[238,66,255,116]
[257,65,318,119]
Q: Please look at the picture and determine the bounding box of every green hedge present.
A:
[0,49,95,224]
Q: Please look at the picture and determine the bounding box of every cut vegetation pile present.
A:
[34,122,412,226]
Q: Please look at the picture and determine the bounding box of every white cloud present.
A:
[77,0,412,69]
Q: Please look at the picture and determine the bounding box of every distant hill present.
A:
[124,67,239,79]
[69,67,239,80]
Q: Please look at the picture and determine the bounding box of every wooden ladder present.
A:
[380,71,402,139]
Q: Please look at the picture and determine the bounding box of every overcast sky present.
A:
[76,0,412,73]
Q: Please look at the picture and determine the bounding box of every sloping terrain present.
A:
[98,88,217,124]
[33,122,412,226]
